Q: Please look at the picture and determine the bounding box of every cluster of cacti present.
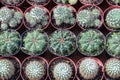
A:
[49,30,76,56]
[105,8,120,30]
[106,31,120,58]
[80,0,102,4]
[25,6,49,29]
[0,59,15,80]
[111,0,120,5]
[0,7,23,30]
[27,0,49,5]
[0,30,21,56]
[2,0,23,6]
[54,0,78,5]
[22,29,48,56]
[77,7,101,28]
[77,29,105,56]
[52,5,75,29]
[105,58,120,79]
[78,58,99,79]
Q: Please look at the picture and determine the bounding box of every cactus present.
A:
[105,58,120,79]
[54,0,78,5]
[78,29,105,56]
[2,0,23,6]
[0,30,21,56]
[49,30,76,56]
[111,0,120,5]
[22,29,48,56]
[105,8,120,30]
[0,59,15,80]
[78,58,99,79]
[28,0,49,5]
[25,6,49,29]
[106,31,120,58]
[80,0,102,4]
[0,7,23,30]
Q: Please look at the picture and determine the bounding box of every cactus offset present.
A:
[2,0,23,6]
[55,0,77,5]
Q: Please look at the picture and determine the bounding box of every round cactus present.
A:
[105,58,120,79]
[22,29,48,56]
[27,0,49,5]
[2,0,23,6]
[105,8,120,30]
[54,0,78,5]
[49,30,76,56]
[77,29,105,56]
[80,0,103,4]
[0,29,21,56]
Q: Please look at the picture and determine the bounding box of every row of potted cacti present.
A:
[0,56,119,80]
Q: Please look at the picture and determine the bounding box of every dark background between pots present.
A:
[0,0,111,80]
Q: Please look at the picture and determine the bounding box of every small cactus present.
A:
[109,0,120,5]
[54,0,78,5]
[25,6,49,29]
[0,29,21,56]
[77,29,105,56]
[105,8,120,30]
[105,58,120,79]
[80,0,103,4]
[49,30,76,56]
[2,0,23,6]
[27,0,49,5]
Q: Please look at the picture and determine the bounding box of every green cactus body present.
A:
[25,6,49,29]
[77,29,105,56]
[106,31,120,58]
[55,0,77,5]
[80,0,102,4]
[0,59,15,80]
[105,58,120,79]
[105,8,120,30]
[78,58,99,79]
[22,29,48,56]
[2,0,23,6]
[0,30,21,56]
[111,0,120,5]
[49,30,76,56]
[28,0,49,5]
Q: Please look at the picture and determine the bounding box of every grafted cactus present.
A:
[54,0,78,5]
[0,30,21,56]
[27,0,49,5]
[49,30,76,56]
[77,29,105,56]
[105,58,120,79]
[80,0,103,4]
[2,0,23,6]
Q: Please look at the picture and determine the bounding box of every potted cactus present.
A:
[51,5,76,29]
[53,0,78,5]
[76,57,104,80]
[77,4,103,29]
[77,29,105,56]
[0,56,21,80]
[49,57,76,80]
[104,6,120,31]
[105,58,120,80]
[106,31,120,58]
[49,29,77,56]
[21,56,48,80]
[79,0,103,5]
[21,29,48,56]
[0,6,23,30]
[24,6,50,30]
[0,29,21,56]
[107,0,120,6]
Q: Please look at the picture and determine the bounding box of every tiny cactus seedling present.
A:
[49,30,76,56]
[0,29,21,56]
[105,58,120,79]
[54,0,78,5]
[77,29,105,56]
[27,0,49,5]
[2,0,24,6]
[80,0,103,5]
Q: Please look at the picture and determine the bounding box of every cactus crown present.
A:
[55,0,77,5]
[2,0,23,6]
[105,58,120,79]
[105,8,120,30]
[28,0,49,5]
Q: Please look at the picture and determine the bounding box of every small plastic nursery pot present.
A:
[0,56,21,80]
[48,57,76,80]
[52,0,78,5]
[24,5,50,30]
[79,0,103,5]
[106,0,120,6]
[21,56,48,80]
[76,4,104,30]
[76,57,104,80]
[51,4,76,30]
[104,6,120,31]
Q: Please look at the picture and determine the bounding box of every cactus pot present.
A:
[76,4,103,30]
[0,6,23,30]
[0,56,21,80]
[104,6,120,31]
[79,0,103,5]
[51,4,76,30]
[76,57,104,80]
[21,56,48,80]
[24,5,50,30]
[52,0,78,5]
[48,57,76,80]
[106,0,120,6]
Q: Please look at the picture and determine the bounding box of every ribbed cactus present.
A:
[0,30,21,56]
[49,30,76,56]
[105,58,120,79]
[25,6,49,29]
[80,0,102,4]
[27,0,49,5]
[2,0,23,6]
[111,0,120,5]
[105,8,120,30]
[0,7,23,30]
[54,0,77,5]
[0,59,15,80]
[78,58,99,79]
[77,29,105,56]
[106,31,120,58]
